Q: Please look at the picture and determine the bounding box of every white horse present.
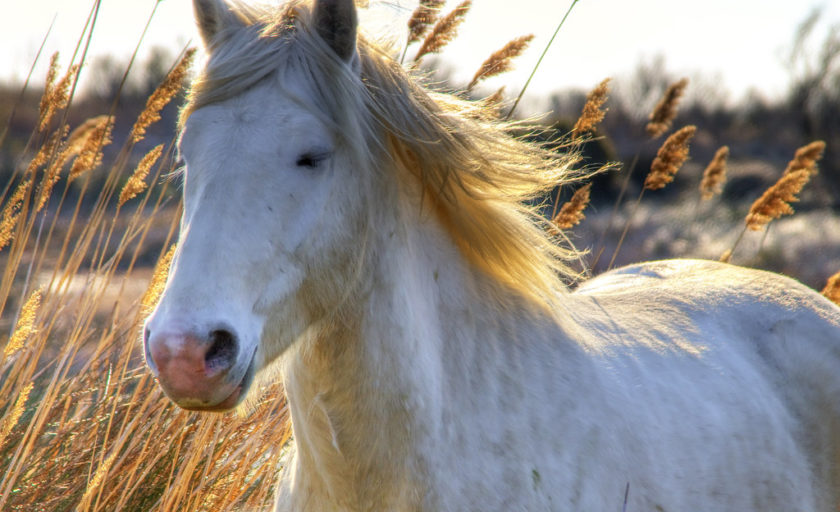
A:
[143,0,840,510]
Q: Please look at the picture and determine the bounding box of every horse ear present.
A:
[193,0,244,47]
[312,0,358,62]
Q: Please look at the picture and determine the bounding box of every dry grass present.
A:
[823,271,840,305]
[130,48,196,144]
[0,22,290,511]
[551,183,592,231]
[406,0,446,46]
[699,146,729,200]
[572,78,610,137]
[645,125,697,190]
[413,0,471,62]
[783,140,825,175]
[2,3,837,511]
[745,169,812,231]
[120,144,164,207]
[467,35,534,91]
[646,77,689,139]
[68,115,113,182]
[723,141,822,261]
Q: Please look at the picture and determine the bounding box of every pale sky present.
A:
[3,0,839,106]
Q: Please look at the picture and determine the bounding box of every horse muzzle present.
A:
[144,325,255,411]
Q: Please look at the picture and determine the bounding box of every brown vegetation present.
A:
[0,3,837,511]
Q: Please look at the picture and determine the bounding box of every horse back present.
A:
[573,258,840,508]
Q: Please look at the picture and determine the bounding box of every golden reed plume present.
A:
[467,35,534,91]
[551,183,592,231]
[822,271,840,305]
[69,116,113,182]
[646,77,689,138]
[645,125,696,190]
[699,145,729,200]
[4,288,42,359]
[129,48,196,144]
[26,126,66,177]
[35,116,110,213]
[37,53,60,131]
[141,244,177,312]
[0,383,33,451]
[77,450,119,510]
[572,78,611,137]
[0,179,32,252]
[414,0,471,61]
[745,169,811,231]
[119,144,164,206]
[407,0,446,45]
[722,141,820,262]
[783,140,825,175]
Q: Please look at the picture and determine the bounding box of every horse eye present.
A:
[296,152,329,169]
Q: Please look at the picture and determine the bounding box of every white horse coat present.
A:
[143,0,840,510]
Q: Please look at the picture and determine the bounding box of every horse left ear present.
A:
[312,0,358,62]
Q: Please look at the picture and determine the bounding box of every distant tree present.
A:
[784,8,840,204]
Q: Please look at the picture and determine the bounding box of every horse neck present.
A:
[280,179,554,508]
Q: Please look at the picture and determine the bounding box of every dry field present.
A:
[1,1,839,511]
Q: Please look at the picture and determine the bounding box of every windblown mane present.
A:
[181,0,584,312]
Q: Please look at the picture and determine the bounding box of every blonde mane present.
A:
[181,0,583,311]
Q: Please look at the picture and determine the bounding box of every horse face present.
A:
[143,0,362,412]
[144,69,363,410]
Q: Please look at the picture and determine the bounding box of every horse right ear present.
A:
[312,0,358,63]
[193,0,245,47]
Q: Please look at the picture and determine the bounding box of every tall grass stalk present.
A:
[0,5,292,511]
[506,0,580,120]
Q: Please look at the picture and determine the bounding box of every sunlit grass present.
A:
[0,1,837,511]
[0,3,290,510]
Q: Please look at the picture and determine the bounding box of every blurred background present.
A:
[2,0,839,287]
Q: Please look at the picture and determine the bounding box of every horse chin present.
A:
[178,354,256,413]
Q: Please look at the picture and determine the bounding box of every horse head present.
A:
[143,0,366,411]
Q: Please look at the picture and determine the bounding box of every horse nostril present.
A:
[205,329,238,373]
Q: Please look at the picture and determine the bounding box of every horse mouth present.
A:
[181,353,256,412]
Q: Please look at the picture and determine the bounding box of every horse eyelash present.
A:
[296,151,331,169]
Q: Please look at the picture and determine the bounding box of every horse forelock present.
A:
[181,0,584,312]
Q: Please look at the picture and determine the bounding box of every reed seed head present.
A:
[407,0,446,45]
[119,144,165,206]
[699,145,729,200]
[572,78,611,137]
[414,0,471,62]
[26,125,66,176]
[38,53,60,131]
[551,183,592,231]
[822,271,840,305]
[644,125,696,191]
[467,35,534,91]
[142,244,177,312]
[130,48,196,144]
[39,63,79,132]
[4,288,42,359]
[745,168,811,231]
[0,383,33,450]
[646,77,689,138]
[78,450,119,508]
[783,140,825,175]
[0,178,32,252]
[69,116,113,182]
